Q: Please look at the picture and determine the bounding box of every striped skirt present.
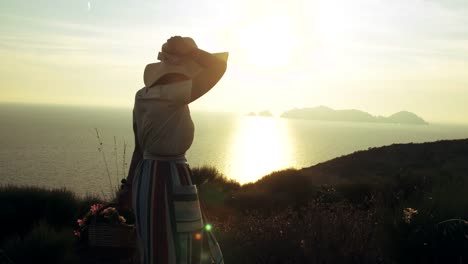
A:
[131,158,223,264]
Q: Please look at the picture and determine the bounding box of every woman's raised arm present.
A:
[162,36,227,103]
[189,49,227,102]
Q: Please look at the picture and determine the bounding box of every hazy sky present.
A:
[1,0,468,123]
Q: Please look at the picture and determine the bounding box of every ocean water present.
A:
[1,103,468,197]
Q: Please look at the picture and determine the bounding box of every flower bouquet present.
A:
[75,203,135,248]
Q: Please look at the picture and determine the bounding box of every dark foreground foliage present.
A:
[0,185,102,239]
[1,221,79,264]
[1,139,468,263]
[0,185,103,264]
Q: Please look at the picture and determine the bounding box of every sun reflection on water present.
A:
[226,116,294,184]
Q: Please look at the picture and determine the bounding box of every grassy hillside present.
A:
[1,139,467,263]
[302,138,468,184]
[204,139,468,263]
[232,139,468,206]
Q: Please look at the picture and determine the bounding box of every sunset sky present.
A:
[1,0,468,123]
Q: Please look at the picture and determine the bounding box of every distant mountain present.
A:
[258,110,273,117]
[245,110,273,117]
[280,106,427,125]
[386,111,427,125]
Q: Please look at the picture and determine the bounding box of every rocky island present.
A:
[280,106,427,125]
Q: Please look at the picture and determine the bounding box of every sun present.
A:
[234,15,300,70]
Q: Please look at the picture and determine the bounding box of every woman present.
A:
[120,36,227,264]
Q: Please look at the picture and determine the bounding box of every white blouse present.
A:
[133,80,194,158]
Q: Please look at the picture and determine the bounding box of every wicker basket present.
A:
[88,223,136,248]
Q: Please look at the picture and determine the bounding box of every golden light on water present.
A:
[227,116,294,184]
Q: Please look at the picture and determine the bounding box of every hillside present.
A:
[2,138,468,264]
[300,138,468,184]
[224,138,468,263]
[235,138,468,210]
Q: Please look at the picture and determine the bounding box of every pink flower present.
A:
[73,230,81,238]
[90,204,104,215]
[77,219,84,227]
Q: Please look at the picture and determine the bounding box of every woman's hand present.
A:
[162,36,198,56]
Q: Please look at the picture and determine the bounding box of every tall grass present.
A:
[215,200,379,264]
[190,166,241,223]
[2,221,79,264]
[94,128,114,198]
[122,139,128,180]
[0,185,103,264]
[0,185,103,242]
[93,128,128,201]
[2,140,468,264]
[191,164,468,263]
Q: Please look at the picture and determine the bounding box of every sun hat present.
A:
[143,37,228,88]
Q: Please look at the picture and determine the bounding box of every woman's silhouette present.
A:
[120,36,227,264]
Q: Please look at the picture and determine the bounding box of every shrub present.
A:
[1,221,79,264]
[215,200,380,264]
[0,185,77,240]
[228,169,319,212]
[0,185,103,243]
[191,166,241,211]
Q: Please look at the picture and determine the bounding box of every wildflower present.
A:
[102,207,116,215]
[90,204,104,215]
[103,207,117,219]
[73,230,81,238]
[403,208,418,224]
[76,205,129,238]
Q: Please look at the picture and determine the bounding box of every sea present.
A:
[1,103,468,197]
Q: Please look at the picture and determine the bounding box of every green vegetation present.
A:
[0,185,103,264]
[1,139,468,263]
[2,221,78,264]
[197,139,468,263]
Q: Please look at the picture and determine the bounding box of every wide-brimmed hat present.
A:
[143,38,228,88]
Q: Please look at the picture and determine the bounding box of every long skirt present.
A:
[131,158,223,264]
